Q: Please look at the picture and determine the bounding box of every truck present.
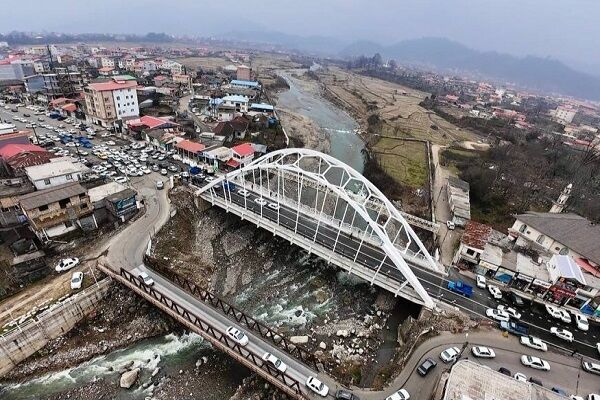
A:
[500,321,529,336]
[447,280,473,298]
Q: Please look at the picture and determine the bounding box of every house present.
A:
[175,140,205,164]
[249,103,274,115]
[229,143,255,168]
[88,182,138,222]
[509,212,600,268]
[24,157,89,190]
[0,144,54,177]
[447,176,471,227]
[126,115,179,132]
[214,116,249,140]
[18,182,96,240]
[230,79,260,90]
[236,65,252,81]
[222,95,249,113]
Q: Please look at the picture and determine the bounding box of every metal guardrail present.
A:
[144,255,321,372]
[111,266,307,399]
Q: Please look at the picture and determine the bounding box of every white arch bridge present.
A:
[197,149,445,309]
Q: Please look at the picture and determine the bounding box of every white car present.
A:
[267,202,280,210]
[574,313,589,331]
[138,271,154,286]
[254,198,267,206]
[569,396,584,400]
[550,327,573,342]
[582,361,600,375]
[471,346,495,358]
[520,355,550,371]
[545,304,563,320]
[305,376,329,397]
[519,336,548,352]
[513,372,527,382]
[497,305,521,320]
[238,189,250,197]
[70,271,83,290]
[488,285,502,299]
[446,220,455,230]
[476,275,486,289]
[557,309,572,324]
[160,168,168,176]
[114,176,127,184]
[486,308,510,322]
[440,346,461,363]
[55,257,80,272]
[262,352,287,373]
[386,389,410,400]
[587,395,600,400]
[225,326,249,346]
[597,342,600,355]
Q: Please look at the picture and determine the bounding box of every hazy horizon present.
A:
[2,0,599,74]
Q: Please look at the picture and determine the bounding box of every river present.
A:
[276,71,365,172]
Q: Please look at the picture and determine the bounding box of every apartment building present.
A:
[25,157,89,190]
[84,76,139,128]
[23,68,85,101]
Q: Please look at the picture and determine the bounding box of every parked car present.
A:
[557,309,572,324]
[70,271,83,290]
[486,308,510,322]
[55,257,80,272]
[582,361,600,375]
[440,346,461,363]
[305,376,329,397]
[587,394,600,400]
[471,346,496,358]
[519,336,548,352]
[138,271,154,286]
[528,376,543,386]
[446,220,455,230]
[386,389,410,400]
[476,274,486,289]
[520,355,551,371]
[156,180,164,190]
[417,358,437,376]
[261,352,287,373]
[574,313,589,331]
[487,285,502,299]
[225,326,249,346]
[497,305,521,319]
[335,389,360,400]
[550,327,574,342]
[514,372,527,382]
[498,367,511,376]
[160,168,168,175]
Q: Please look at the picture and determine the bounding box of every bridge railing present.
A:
[114,266,307,398]
[144,255,321,372]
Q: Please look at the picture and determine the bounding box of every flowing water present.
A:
[0,333,211,400]
[276,71,365,172]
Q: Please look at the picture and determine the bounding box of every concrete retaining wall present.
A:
[0,278,111,378]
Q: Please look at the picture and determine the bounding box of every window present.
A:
[116,96,120,100]
[38,204,49,211]
[79,193,86,199]
[519,224,527,233]
[81,203,88,209]
[466,248,476,256]
[44,178,51,185]
[536,234,545,244]
[65,174,72,180]
[559,247,569,255]
[65,220,73,228]
[59,198,71,209]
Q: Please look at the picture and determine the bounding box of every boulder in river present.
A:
[289,335,309,344]
[120,368,140,389]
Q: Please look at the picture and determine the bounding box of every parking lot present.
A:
[0,103,189,186]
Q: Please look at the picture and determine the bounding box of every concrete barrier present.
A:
[0,278,111,378]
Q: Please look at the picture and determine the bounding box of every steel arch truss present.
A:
[199,148,439,308]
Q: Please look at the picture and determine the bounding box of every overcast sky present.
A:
[2,0,599,71]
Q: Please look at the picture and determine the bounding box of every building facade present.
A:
[84,77,139,128]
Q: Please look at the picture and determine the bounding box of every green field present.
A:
[371,138,428,188]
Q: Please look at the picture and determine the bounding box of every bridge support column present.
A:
[194,196,213,212]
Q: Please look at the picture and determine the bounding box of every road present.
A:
[430,143,458,266]
[203,183,600,358]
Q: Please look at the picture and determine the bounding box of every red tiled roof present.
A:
[0,144,46,159]
[126,115,178,130]
[88,80,137,92]
[175,140,205,153]
[98,67,114,72]
[62,104,77,112]
[231,143,254,157]
[226,159,240,168]
[461,220,492,250]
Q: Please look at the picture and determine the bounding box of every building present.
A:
[175,140,205,164]
[509,212,600,267]
[444,360,564,400]
[84,77,139,128]
[236,65,252,81]
[0,144,54,177]
[447,176,471,227]
[229,143,255,168]
[24,158,89,190]
[18,182,96,240]
[222,95,249,113]
[88,181,138,222]
[553,106,577,124]
[230,79,260,90]
[0,58,35,81]
[23,68,85,101]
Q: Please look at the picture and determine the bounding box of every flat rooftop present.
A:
[444,360,564,400]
